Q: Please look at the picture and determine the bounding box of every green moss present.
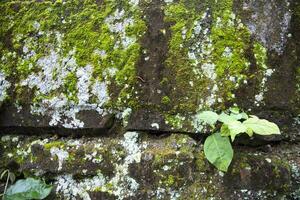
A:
[12,154,26,166]
[231,153,252,173]
[0,0,146,111]
[195,151,207,171]
[93,182,114,194]
[165,114,185,129]
[160,77,169,86]
[163,175,175,187]
[152,149,176,165]
[43,141,65,150]
[273,165,281,178]
[64,72,78,102]
[253,42,268,69]
[238,157,251,169]
[60,1,146,109]
[164,2,197,113]
[271,156,291,174]
[2,143,32,166]
[161,96,171,105]
[208,11,251,101]
[163,0,269,131]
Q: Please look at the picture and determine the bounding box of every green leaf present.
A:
[226,121,247,141]
[229,107,240,114]
[197,111,219,126]
[204,133,233,172]
[243,117,280,135]
[230,112,248,120]
[240,112,249,119]
[249,115,259,119]
[3,178,52,200]
[246,127,253,137]
[218,113,236,124]
[230,113,243,120]
[220,124,230,137]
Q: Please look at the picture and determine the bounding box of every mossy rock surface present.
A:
[0,0,146,131]
[1,132,300,199]
[0,0,299,139]
[0,1,300,199]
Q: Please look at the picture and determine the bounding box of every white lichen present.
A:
[23,48,110,128]
[192,113,205,133]
[119,107,132,126]
[105,9,136,49]
[55,132,144,200]
[56,173,106,200]
[50,147,69,171]
[107,132,142,199]
[243,0,291,54]
[16,30,115,128]
[77,65,93,105]
[151,123,160,130]
[121,131,142,164]
[0,72,11,102]
[254,68,275,106]
[265,158,272,163]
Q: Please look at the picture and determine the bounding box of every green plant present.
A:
[2,178,52,200]
[0,170,15,198]
[198,107,280,172]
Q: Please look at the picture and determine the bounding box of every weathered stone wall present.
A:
[0,0,299,135]
[0,0,147,132]
[0,0,300,199]
[1,132,300,199]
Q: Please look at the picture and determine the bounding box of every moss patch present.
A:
[163,0,269,131]
[0,0,146,111]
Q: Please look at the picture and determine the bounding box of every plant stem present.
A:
[3,173,9,197]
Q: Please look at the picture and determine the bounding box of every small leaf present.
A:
[230,112,249,120]
[204,133,233,172]
[243,117,280,135]
[240,112,249,119]
[197,111,219,126]
[246,127,253,137]
[229,107,240,114]
[249,115,259,119]
[4,178,52,200]
[226,121,247,141]
[220,124,230,137]
[230,113,243,120]
[218,113,236,124]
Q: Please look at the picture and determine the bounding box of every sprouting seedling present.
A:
[197,107,280,172]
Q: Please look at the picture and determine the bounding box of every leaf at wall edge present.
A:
[240,112,249,119]
[3,178,52,200]
[245,127,253,137]
[229,107,240,114]
[220,124,230,137]
[243,117,280,135]
[204,132,233,172]
[196,111,219,126]
[218,113,236,124]
[226,120,247,141]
